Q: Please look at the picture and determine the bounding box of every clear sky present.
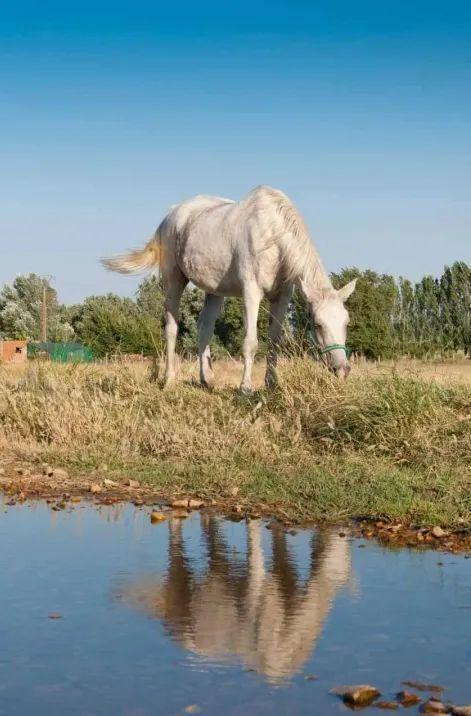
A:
[1,0,470,303]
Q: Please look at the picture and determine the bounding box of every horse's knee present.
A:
[243,336,258,358]
[165,314,178,337]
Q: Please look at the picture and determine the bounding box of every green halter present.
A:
[319,343,350,356]
[309,333,351,358]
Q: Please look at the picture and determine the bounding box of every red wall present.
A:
[0,341,28,364]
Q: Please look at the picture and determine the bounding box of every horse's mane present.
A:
[243,186,331,287]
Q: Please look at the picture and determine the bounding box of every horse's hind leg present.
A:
[265,286,292,389]
[163,269,187,388]
[198,293,224,388]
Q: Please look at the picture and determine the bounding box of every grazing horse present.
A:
[103,185,356,392]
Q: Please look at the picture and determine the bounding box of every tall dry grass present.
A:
[0,358,470,525]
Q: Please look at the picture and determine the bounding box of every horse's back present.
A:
[163,187,290,296]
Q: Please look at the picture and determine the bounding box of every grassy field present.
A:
[0,357,470,528]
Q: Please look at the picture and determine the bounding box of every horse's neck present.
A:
[305,259,332,290]
[283,221,332,294]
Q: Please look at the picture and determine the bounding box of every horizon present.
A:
[1,0,470,303]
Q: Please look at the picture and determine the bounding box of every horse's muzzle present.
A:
[334,364,351,379]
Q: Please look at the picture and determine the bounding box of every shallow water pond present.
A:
[0,500,470,715]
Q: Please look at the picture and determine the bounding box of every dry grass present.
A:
[0,357,470,527]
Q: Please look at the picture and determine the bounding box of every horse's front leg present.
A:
[198,293,224,389]
[265,286,292,389]
[240,283,263,394]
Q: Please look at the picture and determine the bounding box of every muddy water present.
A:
[0,501,470,715]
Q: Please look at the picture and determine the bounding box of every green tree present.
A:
[178,286,205,354]
[71,294,158,358]
[136,275,165,320]
[215,297,244,355]
[413,275,442,355]
[0,273,72,341]
[395,277,416,353]
[214,296,270,356]
[439,262,471,354]
[330,269,396,359]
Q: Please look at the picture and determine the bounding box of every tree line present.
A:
[0,262,469,359]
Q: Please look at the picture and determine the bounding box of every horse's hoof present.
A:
[264,375,278,390]
[200,371,215,390]
[239,385,253,396]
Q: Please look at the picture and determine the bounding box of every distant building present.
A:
[0,340,28,364]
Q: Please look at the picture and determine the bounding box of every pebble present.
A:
[420,699,447,713]
[397,691,422,707]
[171,498,189,508]
[402,681,444,694]
[331,685,381,706]
[103,478,118,488]
[150,511,166,524]
[188,498,205,509]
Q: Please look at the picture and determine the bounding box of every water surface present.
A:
[0,500,470,715]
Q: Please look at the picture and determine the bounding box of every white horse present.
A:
[103,185,356,392]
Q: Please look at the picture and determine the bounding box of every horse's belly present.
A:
[177,234,243,296]
[181,259,242,296]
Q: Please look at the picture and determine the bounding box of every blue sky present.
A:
[1,0,470,303]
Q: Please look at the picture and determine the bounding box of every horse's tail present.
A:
[101,233,163,275]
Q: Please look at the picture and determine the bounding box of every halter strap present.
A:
[308,331,351,358]
[319,343,348,355]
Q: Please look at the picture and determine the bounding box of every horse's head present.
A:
[302,279,357,378]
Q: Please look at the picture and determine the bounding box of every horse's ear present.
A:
[337,279,357,302]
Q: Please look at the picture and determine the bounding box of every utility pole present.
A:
[40,279,48,343]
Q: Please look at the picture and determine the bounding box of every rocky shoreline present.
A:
[1,457,470,555]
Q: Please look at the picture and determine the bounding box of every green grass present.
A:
[0,359,470,527]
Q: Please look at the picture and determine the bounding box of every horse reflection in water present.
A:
[123,515,351,681]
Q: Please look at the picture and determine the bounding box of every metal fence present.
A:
[27,342,94,363]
